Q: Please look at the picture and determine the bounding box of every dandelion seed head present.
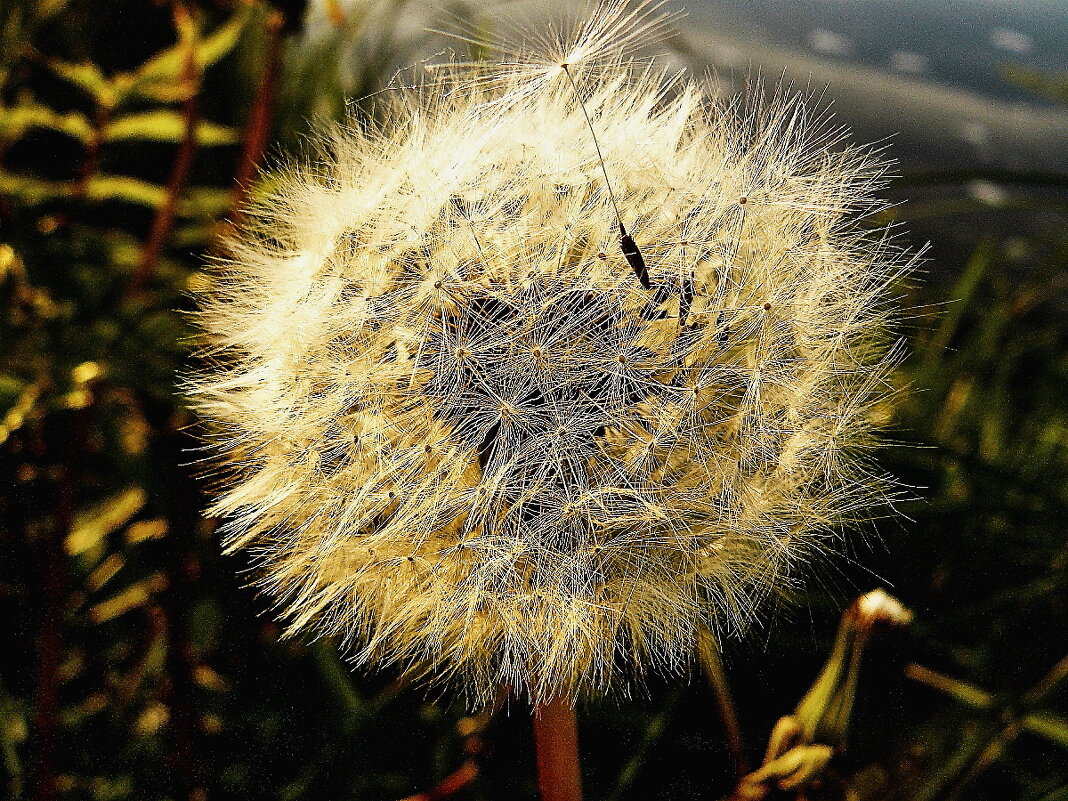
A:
[187,1,914,706]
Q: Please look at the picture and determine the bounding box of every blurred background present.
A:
[0,1,1065,800]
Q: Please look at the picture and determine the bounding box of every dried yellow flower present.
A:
[187,1,913,705]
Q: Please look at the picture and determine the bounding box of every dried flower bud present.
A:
[794,589,913,746]
[857,586,914,627]
[735,589,913,797]
[186,1,914,705]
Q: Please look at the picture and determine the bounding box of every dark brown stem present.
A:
[227,8,285,230]
[128,0,201,298]
[70,106,111,201]
[161,485,203,799]
[31,406,86,801]
[138,399,208,801]
[532,698,583,801]
[698,629,750,778]
[31,483,66,801]
[161,584,198,801]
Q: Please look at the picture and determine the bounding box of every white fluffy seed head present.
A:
[187,1,913,706]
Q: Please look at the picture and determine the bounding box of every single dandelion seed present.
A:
[186,0,916,713]
[558,59,650,288]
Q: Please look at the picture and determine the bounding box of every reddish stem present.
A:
[227,9,285,229]
[399,760,479,801]
[532,699,583,801]
[129,0,201,298]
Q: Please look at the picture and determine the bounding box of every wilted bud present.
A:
[732,590,912,798]
[795,589,913,747]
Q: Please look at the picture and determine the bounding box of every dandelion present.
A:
[187,0,912,714]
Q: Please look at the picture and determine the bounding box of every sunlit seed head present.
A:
[186,1,915,706]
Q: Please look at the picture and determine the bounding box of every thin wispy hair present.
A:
[186,1,917,706]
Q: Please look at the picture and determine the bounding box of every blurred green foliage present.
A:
[0,2,1065,800]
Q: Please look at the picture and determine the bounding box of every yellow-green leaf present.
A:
[89,573,167,623]
[104,110,237,146]
[61,693,108,726]
[86,175,230,216]
[2,170,230,216]
[127,6,250,103]
[0,101,92,144]
[44,58,116,106]
[126,518,168,544]
[0,172,66,204]
[1024,711,1068,750]
[36,0,72,22]
[133,701,170,734]
[67,487,147,557]
[1002,66,1068,105]
[86,553,124,592]
[181,186,231,218]
[0,377,43,446]
[0,375,24,401]
[195,4,252,68]
[84,175,166,207]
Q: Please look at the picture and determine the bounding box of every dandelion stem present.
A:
[532,698,583,801]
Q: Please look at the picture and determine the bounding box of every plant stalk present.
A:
[698,628,750,777]
[129,0,200,298]
[532,698,583,801]
[227,9,286,228]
